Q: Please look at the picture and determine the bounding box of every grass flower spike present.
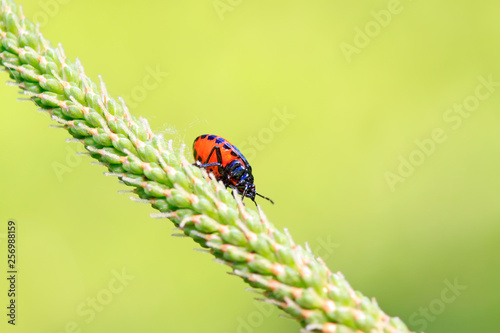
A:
[0,1,415,332]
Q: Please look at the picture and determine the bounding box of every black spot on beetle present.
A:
[200,134,207,139]
[230,151,238,157]
[207,135,216,141]
[223,143,232,150]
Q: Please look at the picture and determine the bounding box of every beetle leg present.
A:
[196,162,221,168]
[241,185,248,198]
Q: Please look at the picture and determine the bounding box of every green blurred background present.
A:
[1,0,499,332]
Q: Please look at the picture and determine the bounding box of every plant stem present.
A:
[0,1,414,332]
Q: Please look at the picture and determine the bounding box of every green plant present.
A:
[0,1,414,332]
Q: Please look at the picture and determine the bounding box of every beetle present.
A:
[193,134,274,205]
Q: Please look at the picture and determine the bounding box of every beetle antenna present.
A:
[256,192,274,205]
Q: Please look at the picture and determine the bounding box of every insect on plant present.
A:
[193,134,274,205]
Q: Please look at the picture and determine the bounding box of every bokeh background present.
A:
[1,1,499,332]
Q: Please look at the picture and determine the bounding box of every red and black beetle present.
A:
[193,134,274,205]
